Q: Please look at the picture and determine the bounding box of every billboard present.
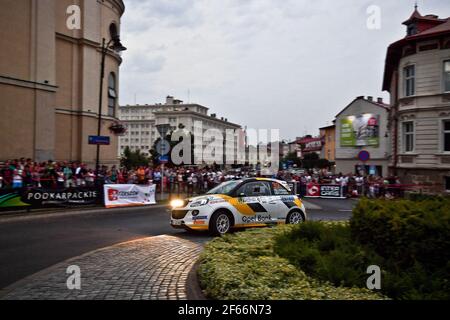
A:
[340,114,380,147]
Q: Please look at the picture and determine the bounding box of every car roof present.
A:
[242,177,286,184]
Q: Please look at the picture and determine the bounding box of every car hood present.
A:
[188,194,228,202]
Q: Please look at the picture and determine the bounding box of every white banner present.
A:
[104,184,156,209]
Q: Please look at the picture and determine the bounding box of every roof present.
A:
[319,124,336,130]
[383,9,450,91]
[402,9,447,25]
[335,97,390,119]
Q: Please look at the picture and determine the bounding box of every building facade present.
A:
[0,0,125,165]
[334,96,390,176]
[319,124,336,162]
[383,8,450,193]
[118,97,242,164]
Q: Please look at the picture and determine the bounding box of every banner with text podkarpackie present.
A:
[104,184,156,208]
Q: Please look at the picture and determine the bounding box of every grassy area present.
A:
[198,226,386,300]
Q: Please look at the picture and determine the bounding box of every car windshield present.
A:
[206,180,241,195]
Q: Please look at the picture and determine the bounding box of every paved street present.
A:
[0,235,206,300]
[0,198,356,299]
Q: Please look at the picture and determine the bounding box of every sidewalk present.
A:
[0,235,208,300]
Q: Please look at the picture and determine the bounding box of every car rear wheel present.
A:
[210,211,231,236]
[287,211,305,225]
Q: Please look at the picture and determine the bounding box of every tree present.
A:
[282,152,302,168]
[120,147,150,170]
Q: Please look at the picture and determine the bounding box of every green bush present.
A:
[274,199,450,300]
[350,198,450,271]
[198,226,385,300]
[274,222,383,289]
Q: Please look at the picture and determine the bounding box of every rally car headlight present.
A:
[170,199,185,209]
[190,199,209,207]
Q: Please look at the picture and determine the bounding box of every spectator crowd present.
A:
[0,158,405,199]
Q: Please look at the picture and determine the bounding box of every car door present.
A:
[234,181,274,225]
[267,181,295,221]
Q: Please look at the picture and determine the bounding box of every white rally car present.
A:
[170,178,307,235]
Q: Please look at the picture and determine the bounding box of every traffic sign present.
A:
[156,124,171,138]
[88,136,110,145]
[358,150,371,162]
[158,155,169,164]
[156,139,171,156]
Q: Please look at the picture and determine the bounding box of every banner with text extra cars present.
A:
[104,184,156,208]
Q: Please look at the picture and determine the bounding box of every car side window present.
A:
[237,182,271,197]
[271,182,291,195]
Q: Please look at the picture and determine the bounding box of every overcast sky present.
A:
[119,0,450,141]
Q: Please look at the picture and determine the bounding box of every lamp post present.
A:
[96,36,126,177]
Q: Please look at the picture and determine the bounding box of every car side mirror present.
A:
[238,193,246,198]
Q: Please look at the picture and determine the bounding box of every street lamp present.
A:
[96,35,127,176]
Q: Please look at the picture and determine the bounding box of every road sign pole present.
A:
[161,163,164,201]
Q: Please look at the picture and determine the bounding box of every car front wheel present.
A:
[210,211,231,236]
[287,211,305,225]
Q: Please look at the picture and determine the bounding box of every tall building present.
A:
[118,96,242,163]
[383,7,450,193]
[0,0,125,165]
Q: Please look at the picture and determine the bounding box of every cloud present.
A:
[119,0,450,139]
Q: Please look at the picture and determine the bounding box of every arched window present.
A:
[109,23,119,40]
[108,73,117,117]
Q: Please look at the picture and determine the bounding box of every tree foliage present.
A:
[120,146,150,170]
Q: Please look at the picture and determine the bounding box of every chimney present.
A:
[377,97,383,104]
[367,96,373,102]
[356,96,364,100]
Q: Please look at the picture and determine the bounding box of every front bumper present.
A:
[170,206,211,231]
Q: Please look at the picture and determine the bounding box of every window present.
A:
[446,177,450,192]
[403,122,415,152]
[407,24,417,36]
[443,120,450,152]
[110,23,119,40]
[271,182,291,195]
[404,65,415,97]
[236,182,271,197]
[444,60,450,92]
[108,73,117,117]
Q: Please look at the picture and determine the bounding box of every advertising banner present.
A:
[104,184,156,209]
[341,114,380,147]
[319,185,345,199]
[0,187,101,210]
[306,183,320,198]
[305,184,345,199]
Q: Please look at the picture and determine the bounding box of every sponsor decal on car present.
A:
[192,216,208,220]
[242,215,273,224]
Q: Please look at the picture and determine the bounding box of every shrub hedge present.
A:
[351,198,450,271]
[274,198,450,300]
[198,226,385,300]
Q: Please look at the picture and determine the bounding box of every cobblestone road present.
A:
[0,235,207,300]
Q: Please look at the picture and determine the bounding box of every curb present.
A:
[186,261,207,301]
